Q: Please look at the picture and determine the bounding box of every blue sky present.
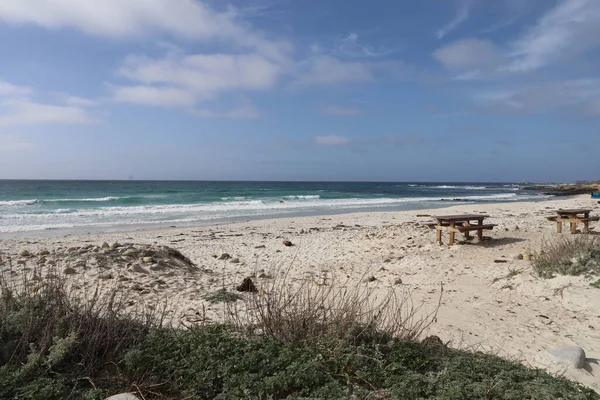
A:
[0,0,599,182]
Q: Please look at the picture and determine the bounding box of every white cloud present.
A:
[0,99,96,126]
[336,33,396,58]
[0,0,291,62]
[319,106,364,116]
[315,135,351,146]
[505,0,600,72]
[433,38,501,72]
[294,56,373,86]
[115,52,282,104]
[0,80,32,96]
[0,134,33,152]
[473,79,600,115]
[112,85,196,108]
[193,105,259,119]
[437,0,473,39]
[63,96,100,107]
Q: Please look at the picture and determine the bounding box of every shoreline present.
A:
[1,195,555,239]
[1,194,600,392]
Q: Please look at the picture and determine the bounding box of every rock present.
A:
[236,277,258,293]
[111,242,121,249]
[123,249,138,256]
[542,346,586,370]
[142,257,154,264]
[493,260,508,263]
[101,242,110,249]
[63,267,77,275]
[421,335,445,347]
[130,264,149,274]
[230,258,240,264]
[514,225,520,230]
[217,253,231,260]
[282,240,293,247]
[104,393,140,400]
[18,249,31,257]
[67,247,78,252]
[254,245,266,249]
[98,273,114,280]
[523,254,532,261]
[37,250,50,256]
[39,257,47,264]
[257,273,273,279]
[393,277,403,286]
[364,276,377,283]
[513,254,524,260]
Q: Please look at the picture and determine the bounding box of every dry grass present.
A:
[533,236,600,278]
[0,259,164,375]
[226,271,442,346]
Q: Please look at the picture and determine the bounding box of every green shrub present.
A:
[533,236,600,278]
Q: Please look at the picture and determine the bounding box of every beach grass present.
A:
[534,236,600,278]
[0,263,597,399]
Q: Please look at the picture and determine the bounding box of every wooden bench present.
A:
[425,214,495,245]
[547,210,599,233]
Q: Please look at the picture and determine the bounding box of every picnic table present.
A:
[424,214,496,246]
[547,208,599,234]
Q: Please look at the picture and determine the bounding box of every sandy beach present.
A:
[1,195,600,392]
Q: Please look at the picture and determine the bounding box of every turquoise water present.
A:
[0,180,546,235]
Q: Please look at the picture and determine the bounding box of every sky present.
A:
[0,0,599,182]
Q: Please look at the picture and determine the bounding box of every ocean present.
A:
[0,180,548,236]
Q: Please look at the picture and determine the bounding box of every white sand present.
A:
[1,195,600,391]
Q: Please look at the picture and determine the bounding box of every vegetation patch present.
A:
[0,261,597,399]
[202,289,242,304]
[533,236,600,278]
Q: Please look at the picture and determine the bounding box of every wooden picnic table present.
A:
[547,208,598,234]
[424,214,496,246]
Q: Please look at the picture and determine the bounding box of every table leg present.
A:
[584,221,590,234]
[570,222,576,234]
[557,222,562,233]
[449,223,455,246]
[436,227,442,244]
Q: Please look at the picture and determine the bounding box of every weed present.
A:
[202,289,242,304]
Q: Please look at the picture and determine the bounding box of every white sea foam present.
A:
[0,197,123,206]
[432,185,488,190]
[0,199,38,206]
[45,196,121,202]
[283,195,321,200]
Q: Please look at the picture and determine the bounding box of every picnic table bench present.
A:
[424,214,496,246]
[546,208,599,234]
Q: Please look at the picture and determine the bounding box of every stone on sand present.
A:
[540,345,586,370]
[63,267,77,275]
[18,249,31,257]
[105,394,140,400]
[218,253,231,260]
[236,277,258,293]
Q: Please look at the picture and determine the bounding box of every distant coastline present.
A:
[521,181,600,196]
